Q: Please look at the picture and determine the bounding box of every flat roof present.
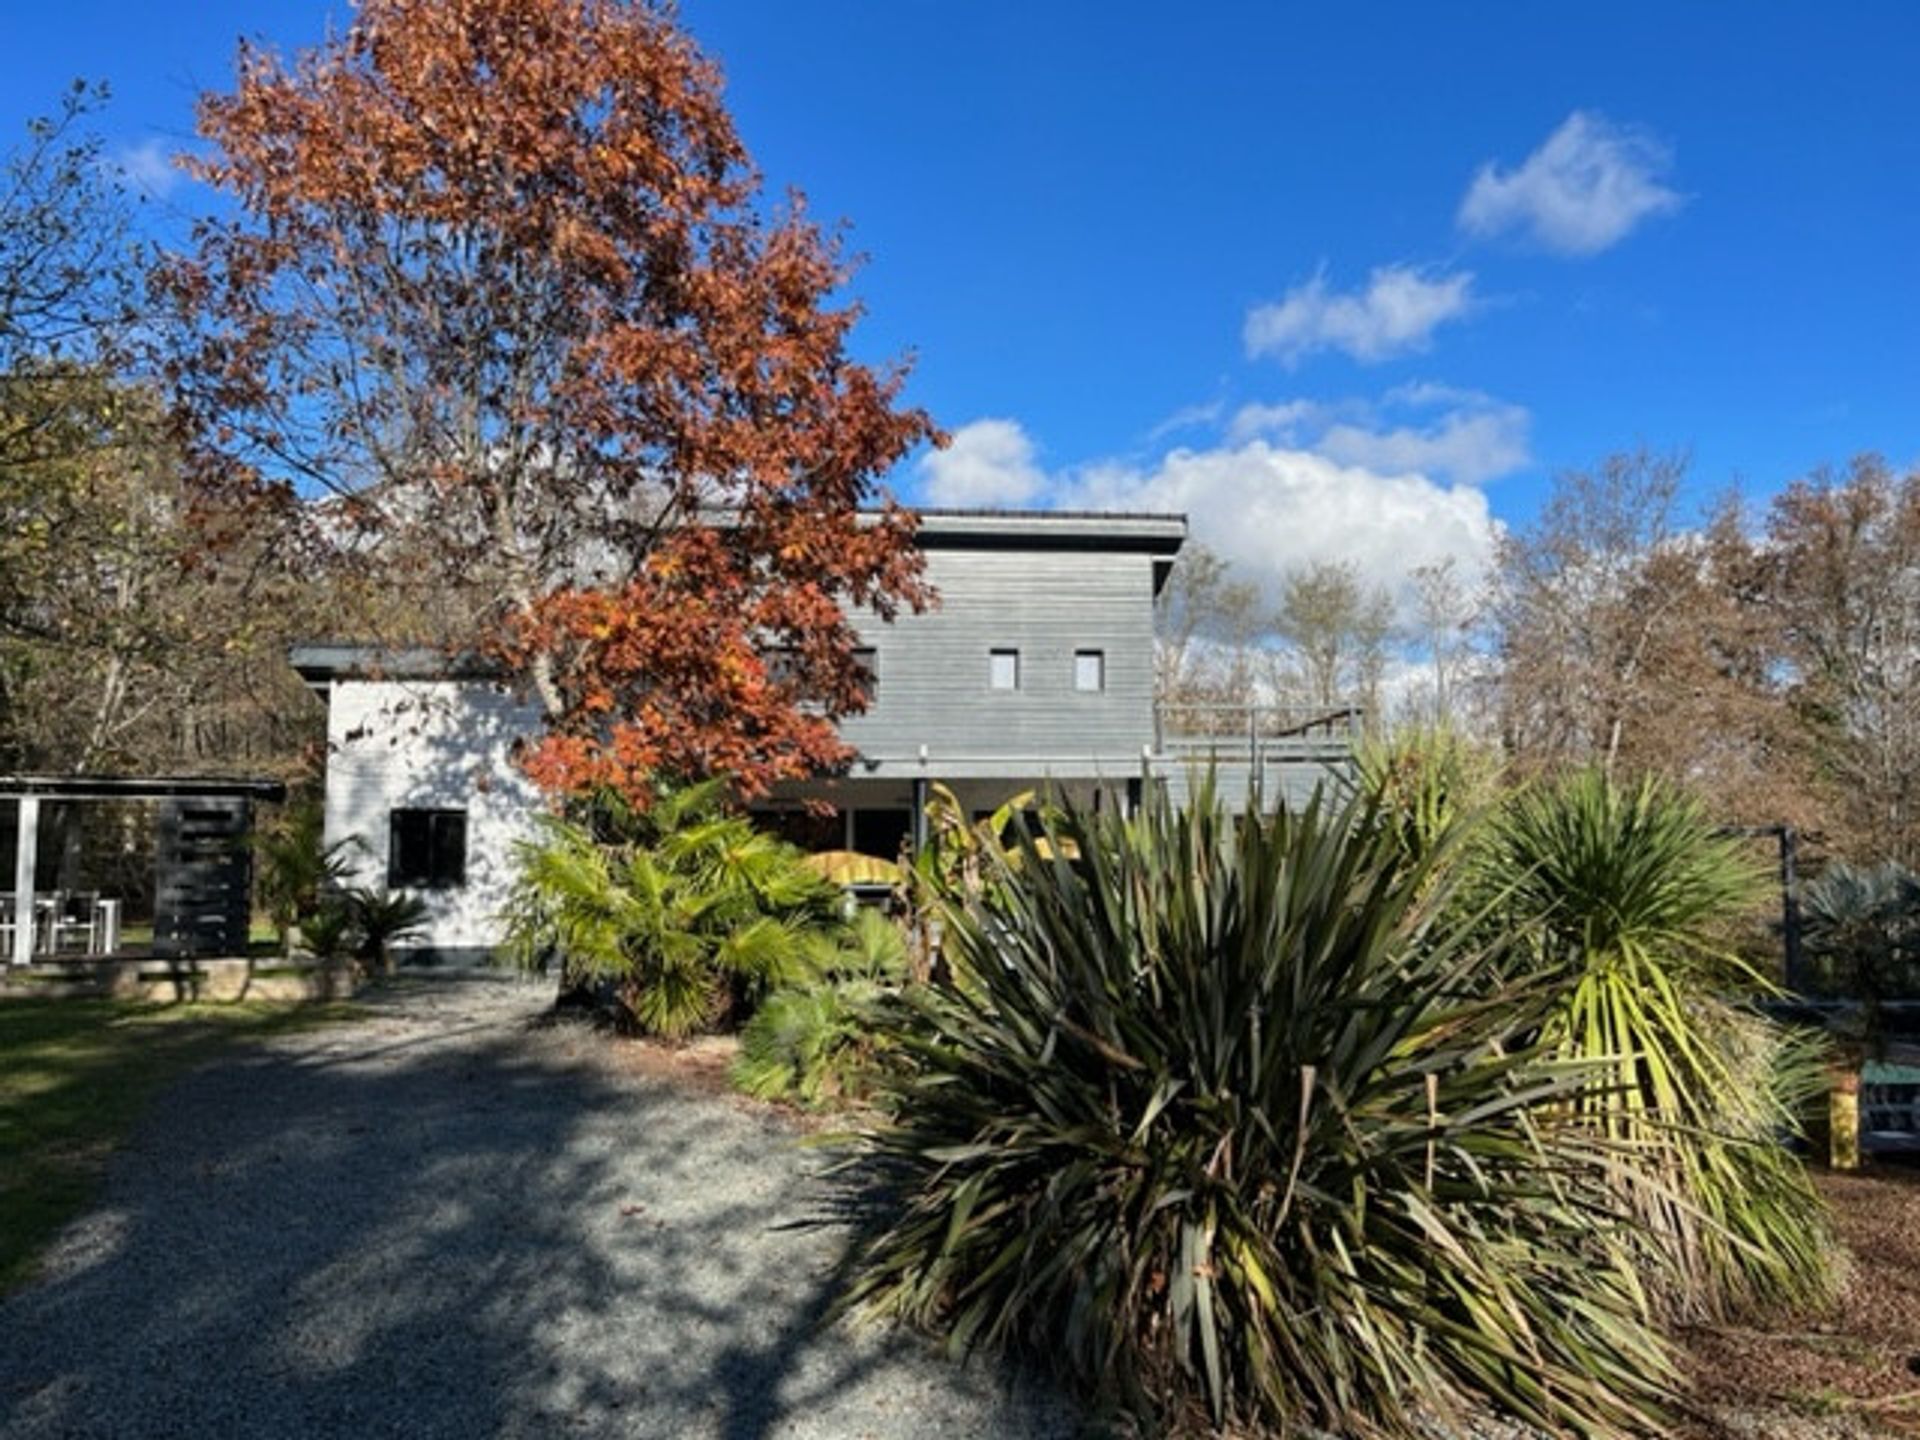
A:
[909,508,1186,552]
[0,775,288,801]
[290,645,498,683]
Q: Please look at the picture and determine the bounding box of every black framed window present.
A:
[388,808,467,889]
[1074,649,1105,692]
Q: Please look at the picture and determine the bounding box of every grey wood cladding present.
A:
[838,545,1158,763]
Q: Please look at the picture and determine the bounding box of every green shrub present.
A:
[733,909,908,1105]
[845,783,1674,1438]
[501,779,842,1037]
[255,800,361,957]
[1486,769,1838,1322]
[346,887,430,972]
[1801,859,1920,1006]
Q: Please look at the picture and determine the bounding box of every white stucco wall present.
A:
[323,678,547,955]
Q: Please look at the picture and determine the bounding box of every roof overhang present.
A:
[289,645,501,684]
[0,774,288,802]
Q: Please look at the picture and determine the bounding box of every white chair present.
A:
[48,892,100,955]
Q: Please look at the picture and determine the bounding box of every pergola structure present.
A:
[3,775,286,968]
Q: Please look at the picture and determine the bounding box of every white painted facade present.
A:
[319,676,547,956]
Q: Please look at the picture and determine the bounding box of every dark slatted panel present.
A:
[153,798,254,958]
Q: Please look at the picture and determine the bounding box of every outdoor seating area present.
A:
[3,774,284,969]
[0,892,123,958]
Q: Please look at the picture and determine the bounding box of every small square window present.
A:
[389,808,467,889]
[989,648,1020,690]
[1074,649,1105,692]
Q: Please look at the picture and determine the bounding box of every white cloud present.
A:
[1458,111,1683,256]
[1244,265,1476,367]
[1056,439,1500,611]
[113,137,180,199]
[1315,402,1529,487]
[1226,398,1331,444]
[1227,384,1530,486]
[917,418,1047,506]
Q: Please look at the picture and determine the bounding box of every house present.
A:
[291,509,1355,963]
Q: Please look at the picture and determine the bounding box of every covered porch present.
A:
[3,774,286,970]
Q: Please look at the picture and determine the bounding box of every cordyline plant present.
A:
[1485,770,1837,1324]
[845,782,1676,1439]
[153,0,937,807]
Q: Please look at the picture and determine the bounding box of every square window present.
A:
[1074,649,1105,692]
[388,808,467,889]
[989,648,1020,690]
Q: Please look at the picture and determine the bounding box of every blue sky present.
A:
[7,1,1919,602]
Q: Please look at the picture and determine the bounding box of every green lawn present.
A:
[0,998,355,1293]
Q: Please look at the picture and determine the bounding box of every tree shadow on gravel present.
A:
[0,983,1068,1440]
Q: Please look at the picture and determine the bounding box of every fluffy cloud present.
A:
[1458,111,1683,255]
[916,418,1046,506]
[113,137,180,198]
[1228,384,1530,486]
[1243,265,1476,367]
[1056,439,1500,611]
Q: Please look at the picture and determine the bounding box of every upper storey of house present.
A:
[290,508,1188,780]
[836,509,1185,776]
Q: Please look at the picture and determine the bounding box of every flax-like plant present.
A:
[845,782,1675,1438]
[1487,769,1837,1322]
[501,780,842,1037]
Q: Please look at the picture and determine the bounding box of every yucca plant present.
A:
[501,779,843,1037]
[1486,769,1837,1322]
[845,782,1675,1438]
[733,908,910,1106]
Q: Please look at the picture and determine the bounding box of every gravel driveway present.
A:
[0,977,1071,1440]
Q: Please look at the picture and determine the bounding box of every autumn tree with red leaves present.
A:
[156,0,936,804]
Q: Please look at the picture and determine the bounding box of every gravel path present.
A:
[0,978,1072,1440]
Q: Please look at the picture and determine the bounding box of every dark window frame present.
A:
[1074,649,1106,693]
[388,807,467,890]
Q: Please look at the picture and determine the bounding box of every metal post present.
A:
[1780,826,1805,994]
[11,794,38,967]
[910,777,930,854]
[1248,704,1264,814]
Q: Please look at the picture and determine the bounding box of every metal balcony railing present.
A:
[1153,701,1363,756]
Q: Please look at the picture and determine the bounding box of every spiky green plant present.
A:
[346,887,431,973]
[1487,769,1837,1322]
[255,801,361,957]
[298,896,357,963]
[501,779,842,1037]
[1801,860,1920,1011]
[1353,724,1503,875]
[845,782,1675,1439]
[733,908,909,1105]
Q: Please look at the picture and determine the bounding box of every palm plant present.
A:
[501,779,843,1037]
[347,887,431,974]
[255,801,360,957]
[1486,769,1837,1322]
[846,782,1674,1438]
[1801,859,1920,1010]
[733,908,909,1105]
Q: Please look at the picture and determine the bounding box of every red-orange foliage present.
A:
[155,0,937,804]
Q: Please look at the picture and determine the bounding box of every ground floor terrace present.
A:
[1,776,301,999]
